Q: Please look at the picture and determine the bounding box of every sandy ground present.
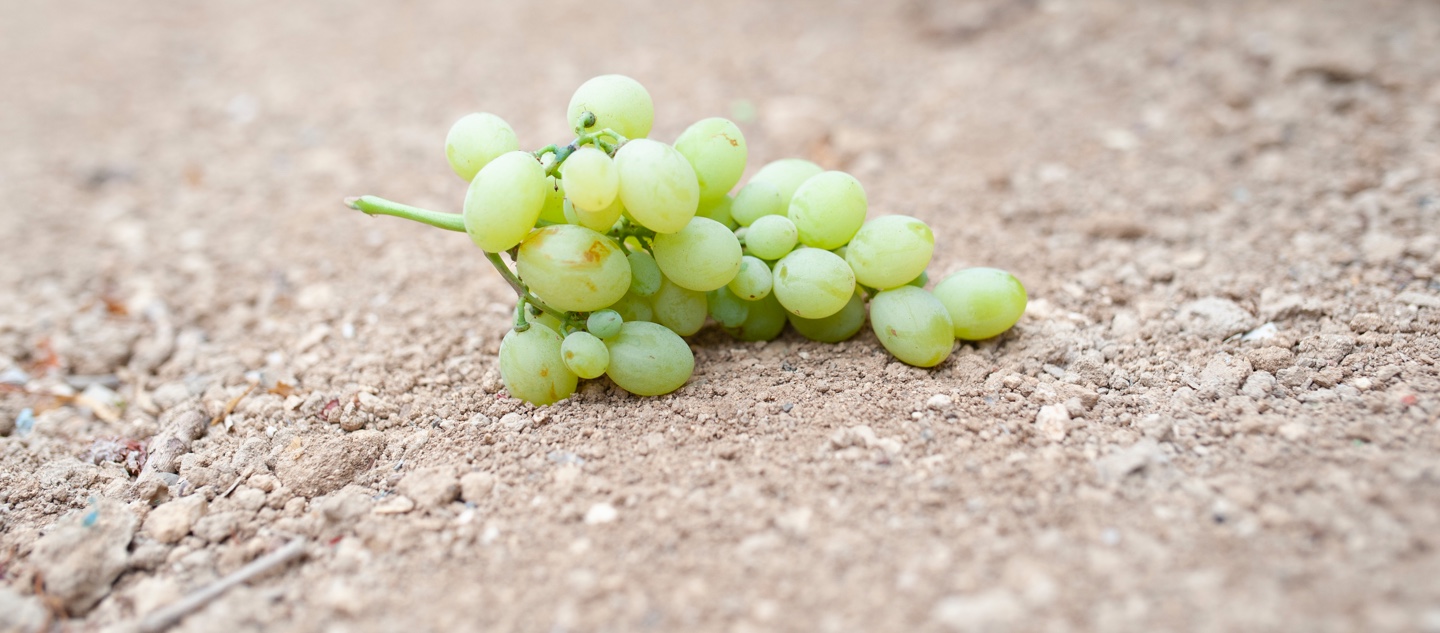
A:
[2,0,1439,631]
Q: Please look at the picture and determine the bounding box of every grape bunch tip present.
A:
[345,74,1029,406]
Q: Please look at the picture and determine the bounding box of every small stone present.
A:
[1276,366,1312,389]
[151,382,193,410]
[500,412,528,431]
[143,494,207,544]
[1035,405,1070,442]
[459,472,496,503]
[0,587,48,633]
[931,590,1022,631]
[396,467,460,509]
[232,486,267,512]
[926,394,953,410]
[1395,291,1440,309]
[373,495,416,515]
[30,498,136,615]
[1095,439,1167,483]
[319,485,373,524]
[1246,346,1295,373]
[1199,353,1252,400]
[1241,372,1276,400]
[583,503,618,525]
[273,430,385,498]
[1177,297,1255,339]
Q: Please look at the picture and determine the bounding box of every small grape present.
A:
[567,74,654,139]
[869,286,955,368]
[561,146,619,212]
[788,171,866,250]
[564,195,625,233]
[608,291,654,323]
[723,292,787,342]
[605,321,695,396]
[652,216,743,292]
[933,268,1027,340]
[707,286,750,328]
[539,177,567,225]
[614,139,700,234]
[907,271,930,288]
[445,113,519,182]
[744,215,798,261]
[463,151,547,253]
[727,255,773,301]
[772,248,856,319]
[730,181,785,227]
[498,323,577,405]
[674,117,748,203]
[517,225,631,312]
[697,194,738,230]
[586,309,624,340]
[788,292,866,343]
[650,276,707,336]
[845,215,935,291]
[750,158,822,208]
[561,331,610,379]
[627,250,662,297]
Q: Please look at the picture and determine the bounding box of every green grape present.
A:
[608,291,654,323]
[564,195,624,234]
[586,309,624,340]
[933,267,1027,340]
[650,276,707,336]
[561,331,610,379]
[674,117,748,204]
[516,225,631,312]
[723,292,787,341]
[869,286,955,368]
[845,215,935,291]
[730,181,785,227]
[567,74,654,139]
[498,324,577,405]
[605,321,695,396]
[445,112,519,182]
[750,158,823,208]
[463,151,547,253]
[697,194,738,230]
[788,292,866,343]
[727,255,773,301]
[614,139,700,234]
[788,171,866,249]
[528,308,565,334]
[652,216,743,292]
[744,215,798,260]
[707,286,750,328]
[771,248,856,319]
[628,250,662,297]
[907,270,930,288]
[539,177,567,225]
[561,146,619,212]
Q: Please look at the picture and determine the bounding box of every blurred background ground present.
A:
[1,0,1438,631]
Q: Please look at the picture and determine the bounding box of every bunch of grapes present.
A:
[346,75,1027,406]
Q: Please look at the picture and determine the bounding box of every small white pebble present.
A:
[584,503,617,525]
[926,394,953,410]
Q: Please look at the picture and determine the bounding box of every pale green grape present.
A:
[727,255,773,301]
[869,286,955,368]
[650,276,707,336]
[933,268,1027,340]
[652,216,743,292]
[561,146,619,212]
[608,291,654,323]
[788,171,866,249]
[697,194,738,230]
[907,271,930,288]
[567,74,654,139]
[628,250,662,297]
[605,321,694,396]
[564,195,624,233]
[788,292,866,343]
[750,158,822,208]
[730,181,785,227]
[561,331,609,379]
[707,286,750,328]
[539,177,567,225]
[674,117,747,203]
[723,293,787,341]
[463,151,547,253]
[528,308,565,334]
[587,309,624,340]
[614,139,700,234]
[499,324,577,405]
[744,215,798,260]
[845,215,935,291]
[445,112,519,182]
[771,248,856,319]
[516,225,630,312]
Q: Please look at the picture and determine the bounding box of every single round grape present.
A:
[516,225,631,312]
[539,177,567,225]
[567,74,654,139]
[730,181,785,227]
[627,250,662,297]
[869,286,955,368]
[674,117,747,204]
[771,248,856,319]
[697,194,738,230]
[788,292,866,343]
[586,309,624,340]
[723,293,787,342]
[745,215,798,261]
[652,216,743,292]
[445,112,519,182]
[750,158,823,208]
[727,255,773,301]
[605,321,695,396]
[933,268,1027,340]
[650,276,707,336]
[614,139,700,234]
[845,215,935,291]
[498,324,577,405]
[463,151,547,253]
[608,291,654,323]
[707,286,750,328]
[561,146,619,212]
[561,331,610,379]
[564,195,624,233]
[788,171,866,249]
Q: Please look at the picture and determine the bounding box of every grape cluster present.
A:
[347,75,1027,406]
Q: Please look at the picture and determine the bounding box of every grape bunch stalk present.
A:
[345,75,1028,406]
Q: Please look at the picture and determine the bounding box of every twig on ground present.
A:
[138,539,308,633]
